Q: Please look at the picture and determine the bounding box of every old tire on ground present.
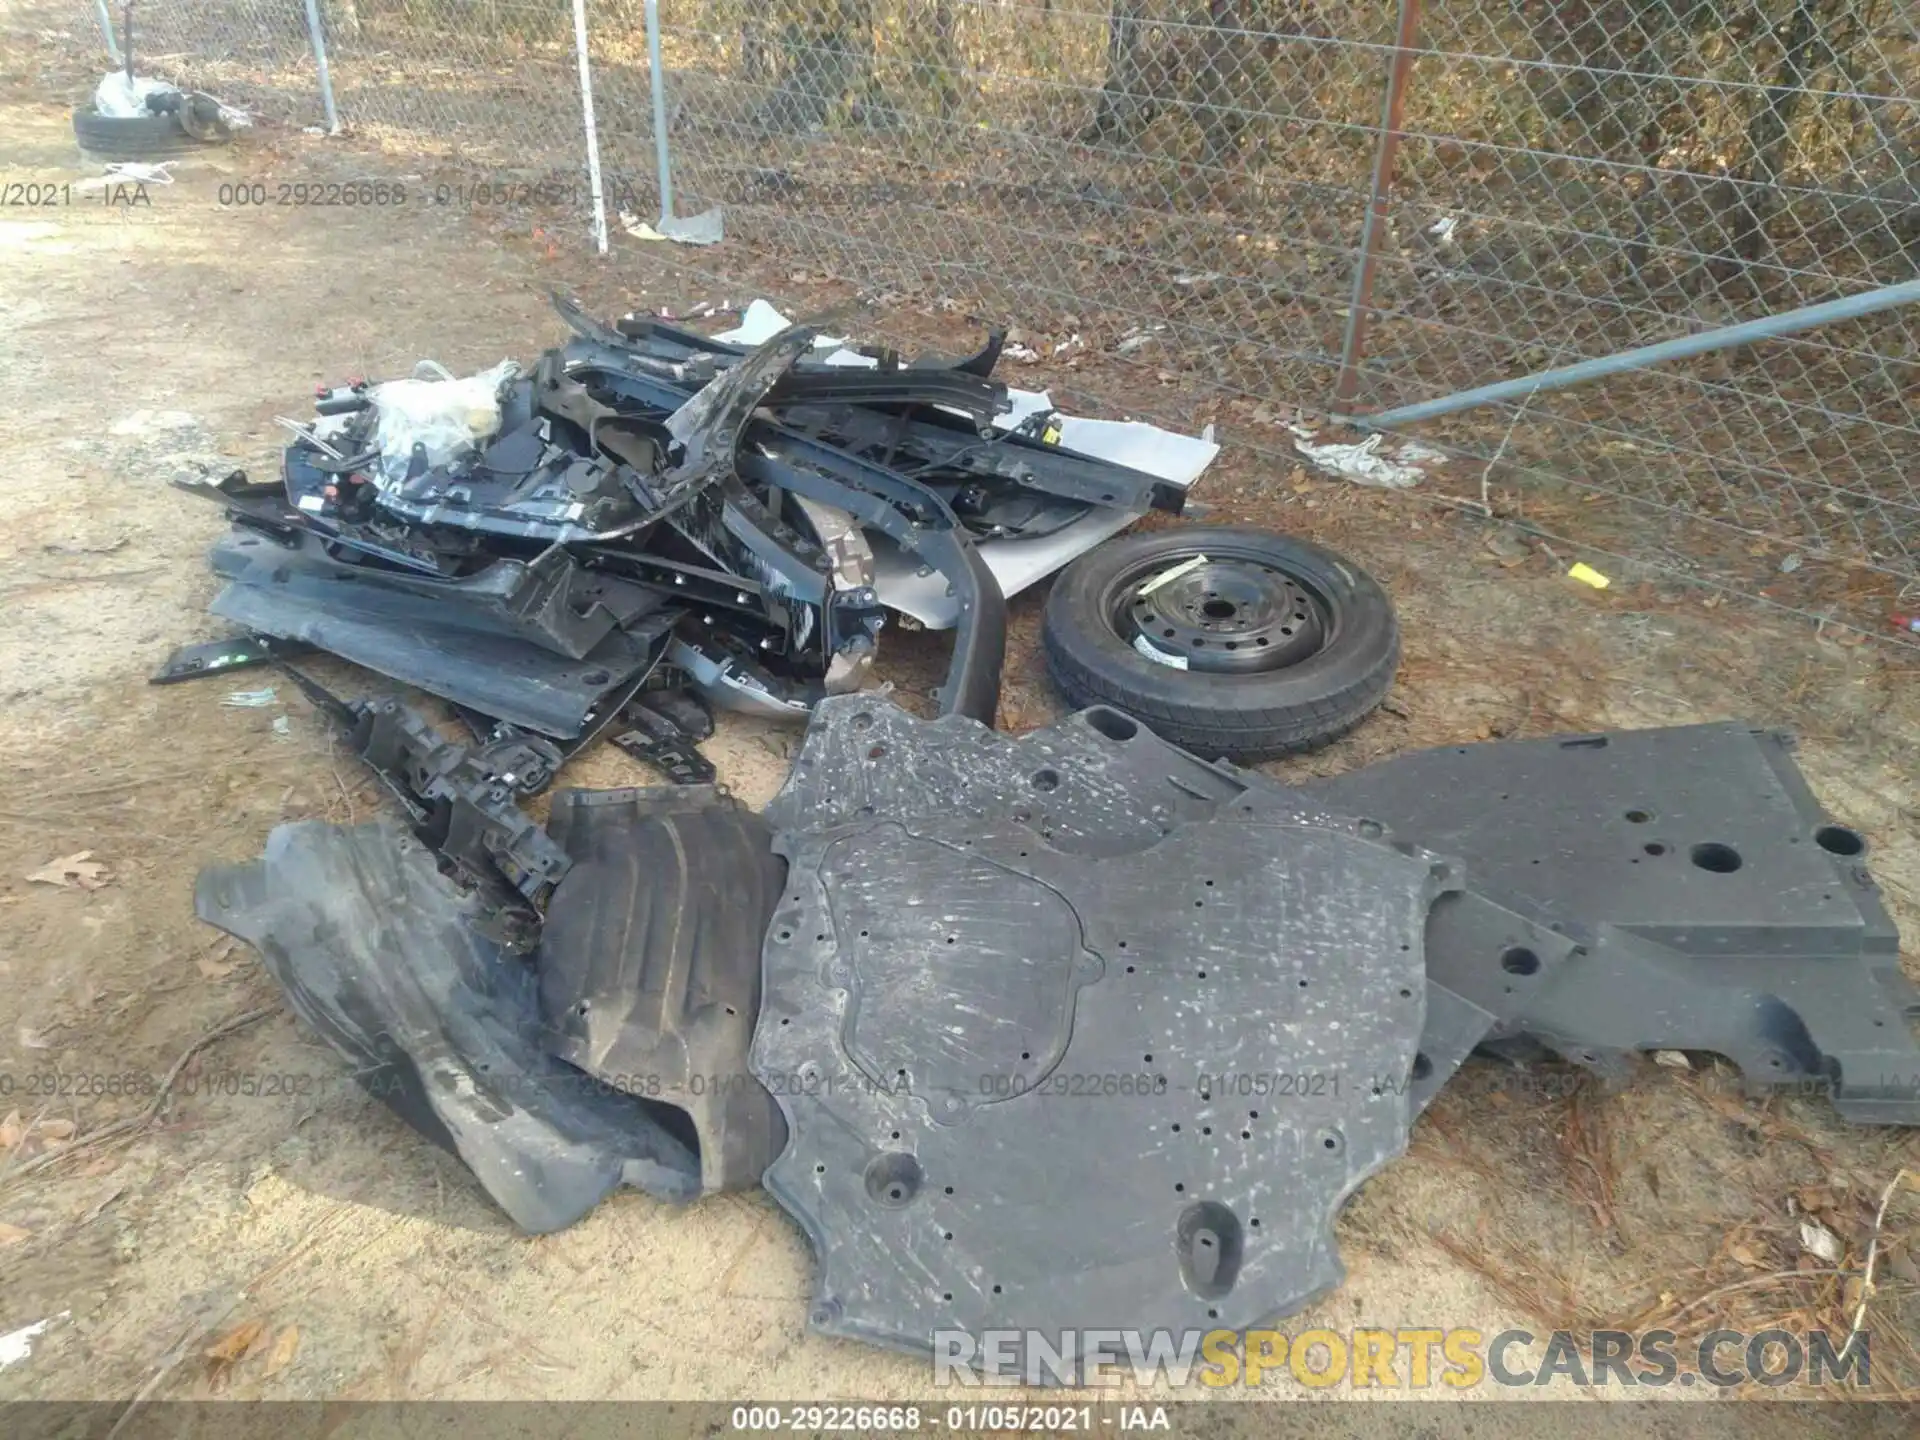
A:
[1042,525,1399,762]
[71,105,207,160]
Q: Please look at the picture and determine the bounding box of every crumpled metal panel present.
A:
[755,697,1454,1363]
[1301,724,1920,1123]
[197,820,702,1232]
[537,786,790,1193]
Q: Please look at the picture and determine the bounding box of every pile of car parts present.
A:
[195,681,1916,1373]
[165,298,1917,1375]
[740,700,1918,1364]
[158,297,1215,752]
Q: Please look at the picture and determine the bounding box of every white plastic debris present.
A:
[713,299,855,356]
[1428,215,1459,244]
[1138,554,1210,596]
[92,73,248,130]
[272,716,292,740]
[1800,1220,1843,1264]
[369,359,519,485]
[74,161,176,192]
[1292,431,1429,489]
[1395,440,1451,466]
[222,687,278,709]
[93,72,177,118]
[0,1314,65,1369]
[1652,1050,1692,1070]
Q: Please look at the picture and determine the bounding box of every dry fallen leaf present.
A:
[26,851,112,891]
[1796,1185,1837,1214]
[0,1111,22,1150]
[263,1326,300,1377]
[1728,1239,1765,1269]
[197,956,236,981]
[39,1118,76,1142]
[205,1318,267,1365]
[0,1221,31,1246]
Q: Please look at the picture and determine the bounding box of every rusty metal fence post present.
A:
[1333,0,1424,409]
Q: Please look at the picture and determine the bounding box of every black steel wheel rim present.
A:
[1106,547,1330,674]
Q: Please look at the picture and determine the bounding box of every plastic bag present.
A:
[369,359,519,485]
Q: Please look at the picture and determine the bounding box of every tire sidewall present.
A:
[72,106,200,159]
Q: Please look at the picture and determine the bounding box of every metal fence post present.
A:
[91,0,121,66]
[639,0,722,242]
[1333,0,1424,407]
[1358,278,1920,431]
[572,0,611,255]
[301,0,341,134]
[643,0,675,225]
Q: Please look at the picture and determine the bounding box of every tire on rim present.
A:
[1041,525,1399,762]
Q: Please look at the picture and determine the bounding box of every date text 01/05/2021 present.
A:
[728,1405,1170,1432]
[211,178,646,210]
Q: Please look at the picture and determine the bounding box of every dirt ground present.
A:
[1,10,1917,1430]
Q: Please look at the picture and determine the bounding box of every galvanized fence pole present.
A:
[91,0,120,66]
[643,0,675,226]
[301,0,341,133]
[572,0,611,254]
[1357,278,1920,431]
[1333,0,1424,407]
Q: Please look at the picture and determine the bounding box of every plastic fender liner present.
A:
[196,821,702,1233]
[537,786,789,1192]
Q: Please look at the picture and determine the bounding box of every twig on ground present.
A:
[1654,1266,1849,1328]
[1846,1166,1917,1351]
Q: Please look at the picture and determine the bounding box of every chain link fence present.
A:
[83,1,1920,637]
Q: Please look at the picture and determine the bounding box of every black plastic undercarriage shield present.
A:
[538,786,789,1192]
[754,698,1574,1114]
[1300,724,1920,1123]
[754,696,1454,1363]
[196,821,701,1232]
